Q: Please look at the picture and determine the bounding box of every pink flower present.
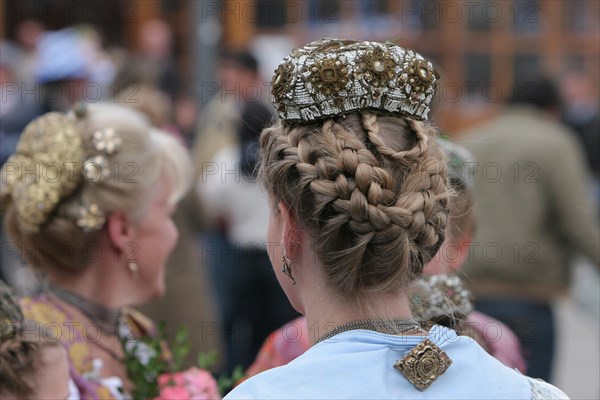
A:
[156,368,220,400]
[159,386,190,400]
[158,372,185,387]
[184,368,220,400]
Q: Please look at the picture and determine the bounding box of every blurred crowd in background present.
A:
[1,0,598,397]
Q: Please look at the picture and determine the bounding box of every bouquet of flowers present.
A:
[156,367,220,400]
[122,324,241,399]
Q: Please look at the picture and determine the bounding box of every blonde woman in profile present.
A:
[225,38,568,399]
[0,103,191,398]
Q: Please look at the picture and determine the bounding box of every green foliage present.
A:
[172,325,191,372]
[217,365,245,394]
[121,331,169,398]
[122,324,244,398]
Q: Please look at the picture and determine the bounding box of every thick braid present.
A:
[259,113,449,296]
[0,340,38,396]
[361,112,429,167]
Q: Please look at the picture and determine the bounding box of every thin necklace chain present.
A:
[47,287,124,362]
[49,286,122,335]
[316,318,423,343]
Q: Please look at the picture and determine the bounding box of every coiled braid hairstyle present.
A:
[259,112,450,299]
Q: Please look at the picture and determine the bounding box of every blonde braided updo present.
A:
[260,112,449,298]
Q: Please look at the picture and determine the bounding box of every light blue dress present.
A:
[226,325,568,399]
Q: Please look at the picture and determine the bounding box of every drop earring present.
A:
[128,262,140,281]
[281,254,296,285]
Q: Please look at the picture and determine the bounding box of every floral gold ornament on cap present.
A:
[393,338,452,390]
[271,38,439,124]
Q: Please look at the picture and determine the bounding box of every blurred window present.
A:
[465,53,492,88]
[512,0,541,33]
[255,0,287,28]
[513,53,540,77]
[161,0,180,12]
[410,0,441,31]
[308,0,341,25]
[467,0,497,31]
[563,54,585,72]
[561,1,597,32]
[357,0,389,17]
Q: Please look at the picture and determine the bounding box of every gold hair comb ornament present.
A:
[271,38,439,124]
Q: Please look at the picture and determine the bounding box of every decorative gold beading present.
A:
[271,38,439,124]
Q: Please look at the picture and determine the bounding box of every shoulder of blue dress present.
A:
[428,324,459,346]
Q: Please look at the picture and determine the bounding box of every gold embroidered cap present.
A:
[0,104,119,233]
[271,38,439,124]
[0,113,85,233]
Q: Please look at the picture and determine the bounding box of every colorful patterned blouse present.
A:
[20,293,158,399]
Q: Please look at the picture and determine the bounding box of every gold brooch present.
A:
[393,339,452,391]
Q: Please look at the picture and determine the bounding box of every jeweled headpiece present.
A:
[271,38,439,124]
[0,104,120,233]
[410,274,473,329]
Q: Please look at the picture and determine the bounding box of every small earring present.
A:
[128,262,140,281]
[281,255,296,285]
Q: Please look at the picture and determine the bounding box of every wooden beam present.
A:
[123,0,160,51]
[223,0,254,49]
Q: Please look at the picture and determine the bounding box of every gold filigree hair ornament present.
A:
[271,38,439,124]
[0,104,120,233]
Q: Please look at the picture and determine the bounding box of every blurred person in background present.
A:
[459,75,600,382]
[34,28,93,113]
[194,49,298,374]
[134,18,179,100]
[13,19,44,85]
[560,70,599,208]
[1,103,192,397]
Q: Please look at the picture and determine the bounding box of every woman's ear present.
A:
[277,202,303,262]
[106,212,136,253]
